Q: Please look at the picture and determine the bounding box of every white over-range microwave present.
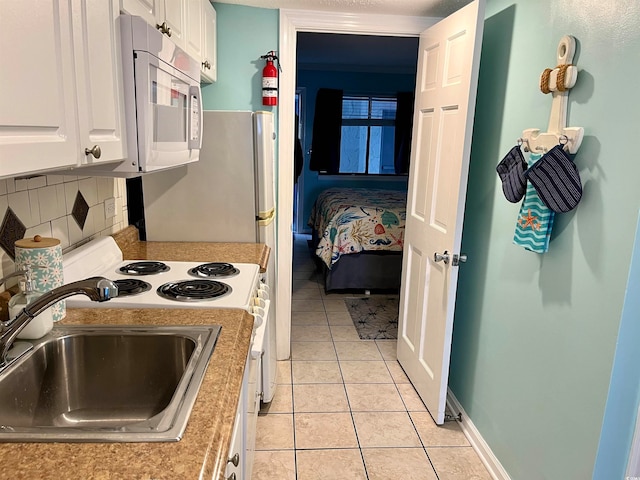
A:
[84,14,202,177]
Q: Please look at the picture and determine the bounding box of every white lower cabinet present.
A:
[224,348,261,480]
[225,393,244,480]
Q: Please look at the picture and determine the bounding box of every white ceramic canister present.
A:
[14,235,65,321]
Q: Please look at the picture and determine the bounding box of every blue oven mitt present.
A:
[496,145,528,203]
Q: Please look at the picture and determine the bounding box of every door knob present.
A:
[202,60,211,70]
[452,253,467,266]
[84,145,101,159]
[433,251,450,264]
[155,21,171,37]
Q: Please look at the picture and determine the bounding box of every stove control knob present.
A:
[258,288,269,300]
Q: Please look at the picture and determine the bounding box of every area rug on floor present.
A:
[345,296,399,340]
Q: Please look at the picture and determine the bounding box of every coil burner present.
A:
[156,279,232,302]
[118,261,171,276]
[188,262,239,279]
[113,279,152,297]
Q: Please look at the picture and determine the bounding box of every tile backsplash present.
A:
[0,174,128,279]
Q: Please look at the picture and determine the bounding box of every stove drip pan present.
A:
[113,279,152,297]
[118,261,170,276]
[156,280,232,302]
[188,262,239,279]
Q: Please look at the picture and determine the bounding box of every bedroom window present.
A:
[309,88,412,175]
[340,95,397,174]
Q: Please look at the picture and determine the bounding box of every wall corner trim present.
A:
[447,388,512,480]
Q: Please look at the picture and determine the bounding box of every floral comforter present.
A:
[308,188,407,268]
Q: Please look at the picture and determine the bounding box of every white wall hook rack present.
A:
[521,35,584,155]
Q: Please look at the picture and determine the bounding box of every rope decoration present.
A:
[539,64,573,94]
[540,68,553,94]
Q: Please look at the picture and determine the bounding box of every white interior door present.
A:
[397,0,485,425]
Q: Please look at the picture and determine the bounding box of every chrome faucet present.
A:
[0,277,119,366]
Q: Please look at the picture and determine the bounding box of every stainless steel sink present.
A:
[0,324,221,442]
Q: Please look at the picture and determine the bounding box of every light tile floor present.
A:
[252,235,492,480]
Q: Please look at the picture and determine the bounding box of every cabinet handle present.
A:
[84,145,101,159]
[155,21,171,37]
[226,473,236,480]
[202,60,211,70]
[228,453,239,467]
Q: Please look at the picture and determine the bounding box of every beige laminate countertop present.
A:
[0,307,254,480]
[0,227,269,479]
[112,226,270,272]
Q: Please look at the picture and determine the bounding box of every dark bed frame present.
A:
[311,231,403,292]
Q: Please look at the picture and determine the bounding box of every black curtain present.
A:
[394,91,414,174]
[309,88,343,174]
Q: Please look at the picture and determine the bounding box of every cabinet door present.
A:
[224,380,245,480]
[0,0,78,178]
[162,0,186,51]
[185,0,203,63]
[72,0,127,166]
[200,1,217,83]
[120,0,161,26]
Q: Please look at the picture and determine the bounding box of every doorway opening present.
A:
[274,9,437,361]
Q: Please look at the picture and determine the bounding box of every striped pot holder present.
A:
[524,144,582,213]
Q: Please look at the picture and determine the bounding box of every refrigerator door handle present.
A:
[257,208,275,226]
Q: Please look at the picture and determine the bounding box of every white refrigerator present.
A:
[141,109,279,397]
[142,110,275,247]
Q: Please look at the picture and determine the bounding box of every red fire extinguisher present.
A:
[260,51,280,106]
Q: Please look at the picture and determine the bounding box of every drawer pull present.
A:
[228,453,239,467]
[226,473,236,480]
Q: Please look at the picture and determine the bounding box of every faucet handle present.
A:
[0,269,29,288]
[94,278,119,301]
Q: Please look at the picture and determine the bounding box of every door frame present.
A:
[276,9,439,359]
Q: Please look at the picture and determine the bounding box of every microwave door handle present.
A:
[188,85,203,150]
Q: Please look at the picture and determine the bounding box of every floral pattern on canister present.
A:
[14,236,65,321]
[308,188,407,268]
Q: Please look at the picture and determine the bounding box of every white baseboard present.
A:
[447,388,511,480]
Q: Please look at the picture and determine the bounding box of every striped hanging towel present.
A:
[513,153,555,253]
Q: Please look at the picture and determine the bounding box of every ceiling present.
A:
[214,0,471,17]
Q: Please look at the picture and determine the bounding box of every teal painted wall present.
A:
[593,210,640,478]
[203,4,278,111]
[449,1,640,479]
[297,69,413,231]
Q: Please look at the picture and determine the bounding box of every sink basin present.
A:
[0,324,221,442]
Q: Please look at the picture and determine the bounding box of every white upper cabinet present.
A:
[200,1,217,83]
[0,0,126,179]
[0,1,79,178]
[122,0,216,83]
[119,0,161,24]
[186,0,203,63]
[162,0,187,51]
[122,0,187,51]
[72,0,127,166]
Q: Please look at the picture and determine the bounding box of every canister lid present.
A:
[15,235,61,249]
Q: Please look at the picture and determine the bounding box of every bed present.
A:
[308,187,407,292]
